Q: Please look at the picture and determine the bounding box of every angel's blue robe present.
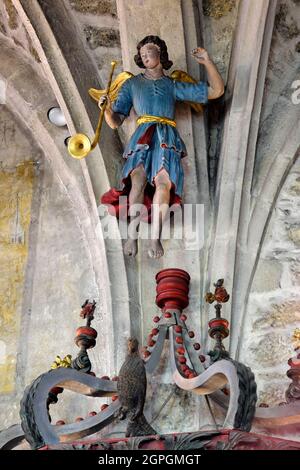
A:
[112,74,208,196]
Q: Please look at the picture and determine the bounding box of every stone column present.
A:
[207,0,276,354]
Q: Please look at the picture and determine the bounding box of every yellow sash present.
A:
[136,115,176,127]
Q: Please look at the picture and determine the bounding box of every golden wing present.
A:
[171,70,204,113]
[89,71,135,103]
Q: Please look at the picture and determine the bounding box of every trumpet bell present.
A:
[67,133,91,159]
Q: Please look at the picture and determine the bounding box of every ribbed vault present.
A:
[0,0,299,435]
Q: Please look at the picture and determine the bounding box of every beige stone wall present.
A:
[202,0,239,82]
[0,0,41,63]
[238,0,300,407]
[241,158,300,406]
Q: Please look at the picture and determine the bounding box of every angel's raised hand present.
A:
[191,47,210,64]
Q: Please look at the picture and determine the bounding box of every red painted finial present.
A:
[155,269,190,313]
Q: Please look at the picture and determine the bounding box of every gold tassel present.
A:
[50,354,72,369]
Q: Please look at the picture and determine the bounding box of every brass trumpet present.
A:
[68,61,117,159]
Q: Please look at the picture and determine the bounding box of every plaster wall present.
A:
[0,107,35,399]
[0,89,109,429]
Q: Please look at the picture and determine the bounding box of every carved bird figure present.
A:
[117,338,156,437]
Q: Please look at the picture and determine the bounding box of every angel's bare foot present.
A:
[148,239,164,259]
[124,239,138,257]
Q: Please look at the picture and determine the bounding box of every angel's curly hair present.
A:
[134,35,173,70]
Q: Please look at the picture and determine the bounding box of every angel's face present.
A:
[140,43,161,69]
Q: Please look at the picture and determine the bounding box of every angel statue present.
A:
[90,35,224,259]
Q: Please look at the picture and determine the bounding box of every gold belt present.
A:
[136,115,176,127]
